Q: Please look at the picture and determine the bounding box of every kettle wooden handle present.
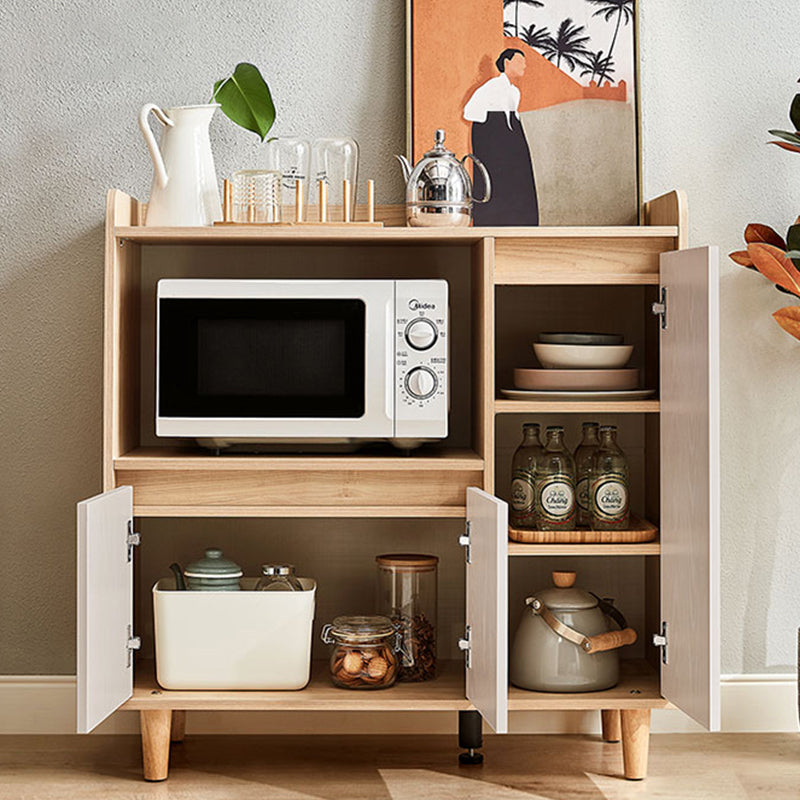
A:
[585,627,637,654]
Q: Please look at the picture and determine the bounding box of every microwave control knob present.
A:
[405,366,437,399]
[405,318,438,350]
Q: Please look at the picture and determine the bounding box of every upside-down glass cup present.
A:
[311,137,359,222]
[231,170,281,223]
[264,137,311,221]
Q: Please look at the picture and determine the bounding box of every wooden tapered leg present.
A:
[620,709,651,780]
[601,709,621,743]
[140,709,172,781]
[170,710,186,743]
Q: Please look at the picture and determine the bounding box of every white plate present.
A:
[500,388,656,401]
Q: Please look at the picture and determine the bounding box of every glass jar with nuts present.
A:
[376,554,438,682]
[320,615,400,690]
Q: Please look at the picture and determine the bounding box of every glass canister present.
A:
[321,615,399,689]
[376,554,438,682]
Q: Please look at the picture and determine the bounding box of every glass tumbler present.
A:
[231,170,281,223]
[264,137,311,220]
[311,137,359,222]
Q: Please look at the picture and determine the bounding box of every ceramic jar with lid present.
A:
[321,615,400,689]
[376,554,438,681]
[182,548,243,591]
[510,571,637,692]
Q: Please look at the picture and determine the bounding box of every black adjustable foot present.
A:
[457,710,484,766]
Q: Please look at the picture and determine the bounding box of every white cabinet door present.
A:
[77,486,135,733]
[659,247,720,731]
[464,488,508,733]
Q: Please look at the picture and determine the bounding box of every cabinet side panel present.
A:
[472,239,494,490]
[104,191,141,489]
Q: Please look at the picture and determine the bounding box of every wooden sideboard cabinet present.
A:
[77,189,719,782]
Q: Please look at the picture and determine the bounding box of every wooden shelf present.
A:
[508,659,667,711]
[114,446,483,472]
[132,505,468,518]
[508,539,660,556]
[125,660,468,712]
[126,660,666,712]
[115,225,679,246]
[495,399,660,414]
[115,447,484,518]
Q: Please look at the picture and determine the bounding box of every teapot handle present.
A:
[584,628,638,654]
[461,153,492,204]
[138,104,173,190]
[526,595,637,655]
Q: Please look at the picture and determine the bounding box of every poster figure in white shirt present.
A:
[463,49,539,226]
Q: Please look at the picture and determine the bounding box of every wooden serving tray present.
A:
[508,515,657,544]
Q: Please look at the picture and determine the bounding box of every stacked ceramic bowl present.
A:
[504,333,653,400]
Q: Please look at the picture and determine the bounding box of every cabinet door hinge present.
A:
[652,621,668,665]
[126,624,141,668]
[458,625,472,668]
[458,520,472,564]
[652,287,668,330]
[126,519,141,562]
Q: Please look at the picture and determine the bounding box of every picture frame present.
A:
[406,0,642,226]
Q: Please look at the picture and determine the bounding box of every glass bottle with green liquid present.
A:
[590,425,630,530]
[509,423,542,530]
[573,422,600,528]
[534,426,577,530]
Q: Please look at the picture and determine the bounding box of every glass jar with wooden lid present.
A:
[376,553,438,682]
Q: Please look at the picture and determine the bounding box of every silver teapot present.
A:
[396,129,491,227]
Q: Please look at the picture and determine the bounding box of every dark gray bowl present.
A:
[538,332,624,346]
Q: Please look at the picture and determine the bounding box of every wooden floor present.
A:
[0,733,798,798]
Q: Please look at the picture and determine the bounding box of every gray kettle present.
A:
[510,571,637,693]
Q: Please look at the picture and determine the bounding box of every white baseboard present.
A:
[0,674,795,735]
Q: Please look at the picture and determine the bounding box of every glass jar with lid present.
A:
[376,554,438,681]
[255,564,304,591]
[321,615,399,689]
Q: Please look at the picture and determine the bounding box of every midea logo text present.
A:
[409,299,436,311]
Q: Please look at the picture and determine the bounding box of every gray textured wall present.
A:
[1,0,799,677]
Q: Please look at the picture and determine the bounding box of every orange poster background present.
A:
[410,0,628,160]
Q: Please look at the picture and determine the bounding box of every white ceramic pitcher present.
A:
[139,104,223,227]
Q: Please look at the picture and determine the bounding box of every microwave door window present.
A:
[159,299,366,418]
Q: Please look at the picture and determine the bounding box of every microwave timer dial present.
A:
[404,366,438,400]
[404,318,438,351]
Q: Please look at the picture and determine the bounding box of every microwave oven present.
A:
[156,279,449,451]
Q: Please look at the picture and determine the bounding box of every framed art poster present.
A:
[407,0,639,226]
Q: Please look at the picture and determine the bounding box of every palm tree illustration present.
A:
[521,23,552,51]
[580,50,615,83]
[540,18,591,72]
[502,0,544,39]
[586,0,633,83]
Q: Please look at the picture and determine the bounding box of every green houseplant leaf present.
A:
[790,93,800,131]
[213,63,275,141]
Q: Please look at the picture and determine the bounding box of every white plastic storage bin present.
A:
[153,578,316,690]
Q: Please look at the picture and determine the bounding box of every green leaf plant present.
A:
[212,62,275,141]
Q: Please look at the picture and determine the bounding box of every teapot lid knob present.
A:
[552,570,576,588]
[434,129,445,146]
